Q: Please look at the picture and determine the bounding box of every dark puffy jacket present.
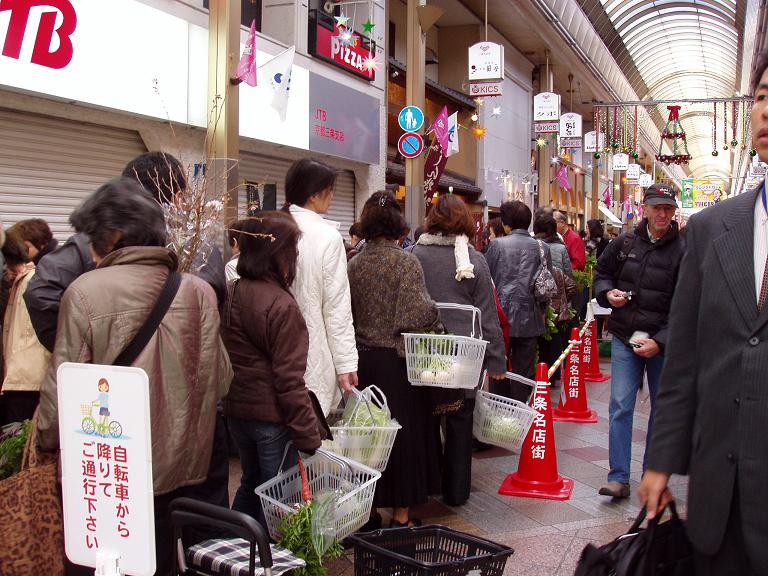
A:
[221,278,324,453]
[593,220,685,353]
[25,233,226,352]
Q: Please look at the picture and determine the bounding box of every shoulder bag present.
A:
[534,240,559,304]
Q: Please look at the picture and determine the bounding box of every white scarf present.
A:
[416,233,475,281]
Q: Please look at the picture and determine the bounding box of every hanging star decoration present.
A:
[334,14,350,28]
[362,52,381,74]
[473,126,487,139]
[491,106,501,117]
[340,30,354,46]
[363,19,375,33]
[535,136,546,148]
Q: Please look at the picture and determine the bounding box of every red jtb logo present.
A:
[0,0,76,69]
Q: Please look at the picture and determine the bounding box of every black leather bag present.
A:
[574,502,694,576]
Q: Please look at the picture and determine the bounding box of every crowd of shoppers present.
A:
[2,108,761,576]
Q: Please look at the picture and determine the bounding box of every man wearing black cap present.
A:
[592,183,685,499]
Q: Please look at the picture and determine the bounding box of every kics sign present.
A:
[309,11,375,81]
[0,0,77,69]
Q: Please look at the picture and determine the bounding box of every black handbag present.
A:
[574,501,694,576]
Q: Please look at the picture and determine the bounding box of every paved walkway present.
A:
[229,358,689,575]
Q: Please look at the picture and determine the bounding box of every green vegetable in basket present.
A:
[484,415,524,445]
[0,420,30,480]
[278,499,344,576]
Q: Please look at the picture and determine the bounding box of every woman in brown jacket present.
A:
[348,191,441,528]
[221,213,325,526]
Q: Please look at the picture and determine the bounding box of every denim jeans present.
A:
[608,338,664,484]
[228,418,296,527]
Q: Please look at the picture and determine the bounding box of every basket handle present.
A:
[348,385,390,424]
[435,302,483,339]
[481,371,537,401]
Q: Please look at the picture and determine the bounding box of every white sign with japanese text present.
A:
[468,42,504,81]
[58,363,155,576]
[533,92,561,121]
[612,153,629,171]
[639,173,653,187]
[584,131,605,153]
[559,112,582,138]
[626,164,640,180]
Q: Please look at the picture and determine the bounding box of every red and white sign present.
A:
[469,80,503,97]
[398,132,424,159]
[0,0,77,69]
[58,363,155,576]
[311,21,375,81]
[560,137,581,149]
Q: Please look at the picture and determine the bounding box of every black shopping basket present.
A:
[349,525,513,576]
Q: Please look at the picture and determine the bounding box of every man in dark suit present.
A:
[640,52,768,576]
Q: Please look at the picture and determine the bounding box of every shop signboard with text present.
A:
[533,92,560,121]
[308,72,379,164]
[308,11,376,81]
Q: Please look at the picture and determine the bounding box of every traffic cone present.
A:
[583,303,610,382]
[498,363,574,500]
[553,327,598,423]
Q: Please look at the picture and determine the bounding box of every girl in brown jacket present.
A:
[221,212,324,526]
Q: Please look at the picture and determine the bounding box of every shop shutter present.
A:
[0,108,147,240]
[238,151,356,239]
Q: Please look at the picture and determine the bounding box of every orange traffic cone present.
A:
[553,327,598,423]
[584,304,609,382]
[498,363,574,500]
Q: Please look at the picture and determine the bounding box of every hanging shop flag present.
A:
[260,46,295,121]
[432,106,450,151]
[235,19,258,86]
[556,165,571,191]
[602,185,612,208]
[533,92,560,121]
[447,112,459,157]
[423,107,451,200]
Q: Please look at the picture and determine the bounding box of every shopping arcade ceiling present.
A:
[579,0,749,187]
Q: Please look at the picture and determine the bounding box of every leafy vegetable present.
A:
[542,306,559,342]
[278,499,344,576]
[0,420,30,480]
[483,415,524,446]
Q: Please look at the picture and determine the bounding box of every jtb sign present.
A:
[0,0,77,68]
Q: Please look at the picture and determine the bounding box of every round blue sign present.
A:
[398,106,425,132]
[398,132,424,159]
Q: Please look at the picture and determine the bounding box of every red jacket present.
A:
[563,228,586,271]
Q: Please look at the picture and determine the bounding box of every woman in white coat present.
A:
[284,158,358,414]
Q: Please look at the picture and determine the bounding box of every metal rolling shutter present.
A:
[238,151,356,239]
[0,108,147,240]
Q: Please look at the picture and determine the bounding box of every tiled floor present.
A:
[228,357,688,575]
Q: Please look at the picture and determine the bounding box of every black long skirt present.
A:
[358,348,435,509]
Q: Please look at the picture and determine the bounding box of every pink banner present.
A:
[235,20,258,86]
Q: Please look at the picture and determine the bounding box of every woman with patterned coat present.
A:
[347,191,441,528]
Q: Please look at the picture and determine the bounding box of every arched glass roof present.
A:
[598,0,742,182]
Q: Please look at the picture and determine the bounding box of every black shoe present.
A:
[389,518,422,528]
[472,438,493,453]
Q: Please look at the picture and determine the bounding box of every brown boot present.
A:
[598,481,630,499]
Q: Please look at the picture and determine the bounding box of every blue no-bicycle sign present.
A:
[398,132,424,159]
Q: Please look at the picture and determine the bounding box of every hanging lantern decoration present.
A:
[656,105,691,165]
